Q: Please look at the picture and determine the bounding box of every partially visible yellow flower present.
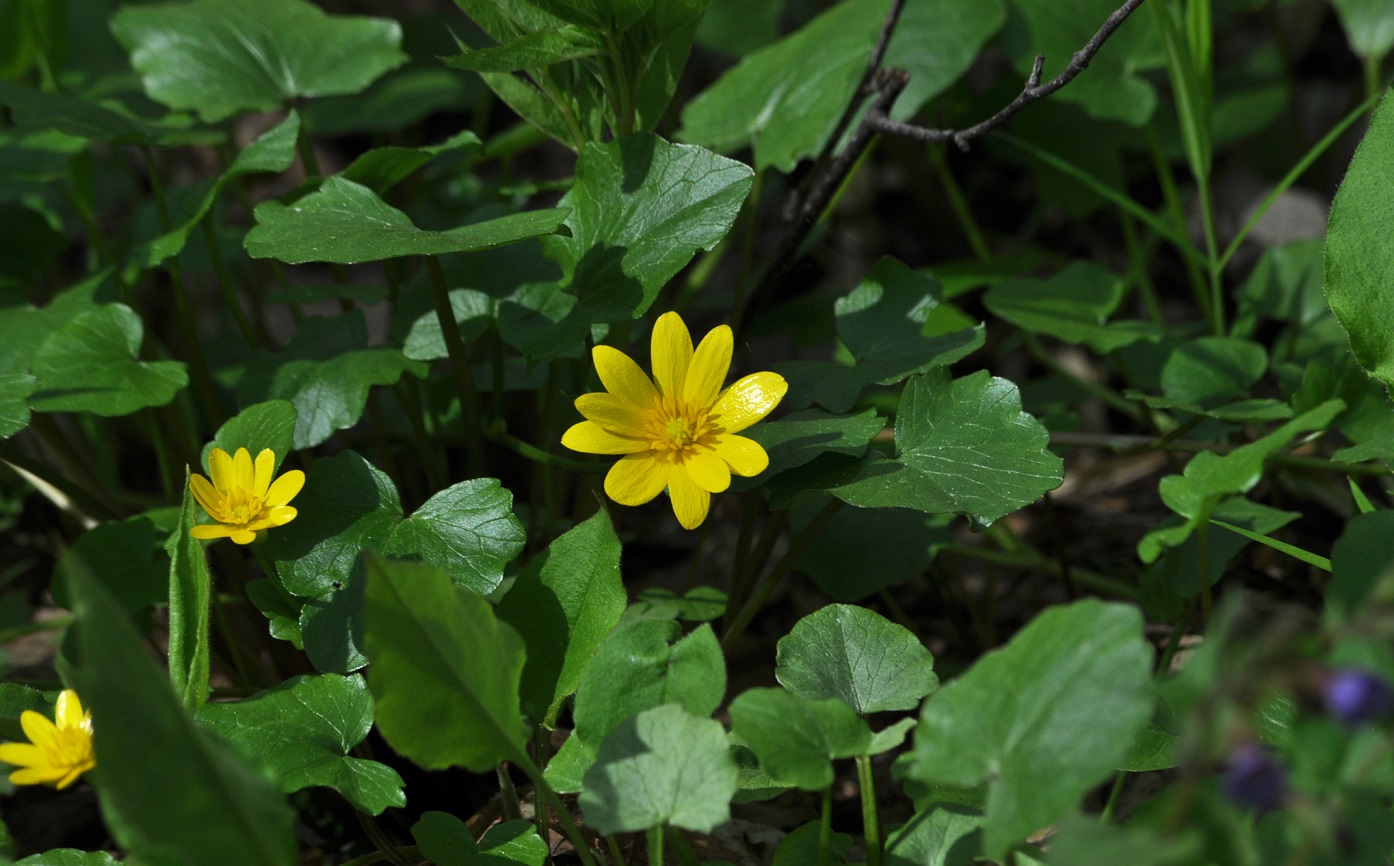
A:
[562,312,788,529]
[0,689,95,789]
[190,447,304,545]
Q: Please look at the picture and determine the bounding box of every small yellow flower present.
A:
[0,689,95,789]
[562,312,787,529]
[189,447,305,545]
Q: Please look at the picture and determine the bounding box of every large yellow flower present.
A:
[562,312,787,529]
[0,689,95,789]
[190,447,304,545]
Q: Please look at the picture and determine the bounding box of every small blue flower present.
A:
[1221,742,1287,814]
[1323,668,1394,727]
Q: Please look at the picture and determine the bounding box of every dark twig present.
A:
[866,0,1149,150]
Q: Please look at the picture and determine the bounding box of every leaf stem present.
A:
[669,828,701,866]
[857,755,882,866]
[648,826,664,866]
[722,500,842,649]
[496,763,523,822]
[425,255,486,476]
[819,785,834,866]
[510,749,599,866]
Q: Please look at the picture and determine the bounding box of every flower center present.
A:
[665,416,696,447]
[222,489,264,526]
[648,397,712,454]
[46,726,93,770]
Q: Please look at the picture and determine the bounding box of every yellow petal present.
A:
[575,393,653,437]
[667,466,711,529]
[54,690,83,730]
[191,524,238,540]
[265,470,305,507]
[682,448,731,493]
[684,325,733,409]
[230,528,257,545]
[593,345,658,407]
[232,447,255,494]
[261,505,297,527]
[711,371,788,433]
[253,449,276,499]
[189,474,222,518]
[207,447,234,490]
[604,452,671,506]
[562,421,652,455]
[711,434,769,477]
[19,710,56,749]
[11,766,66,786]
[56,766,86,789]
[0,743,43,768]
[651,312,692,398]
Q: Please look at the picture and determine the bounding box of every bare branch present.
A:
[867,0,1148,150]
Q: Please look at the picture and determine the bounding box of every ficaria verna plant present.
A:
[1,0,1394,864]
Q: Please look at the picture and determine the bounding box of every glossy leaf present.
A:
[776,604,938,714]
[362,556,529,772]
[580,703,739,834]
[0,273,119,377]
[341,130,482,195]
[65,560,296,866]
[678,0,887,171]
[1159,337,1267,408]
[496,510,626,724]
[29,304,187,417]
[776,258,984,413]
[111,0,408,122]
[824,369,1064,528]
[1327,511,1394,625]
[543,133,752,322]
[54,517,168,614]
[910,599,1152,860]
[402,289,493,362]
[413,814,547,866]
[0,80,206,146]
[885,0,1007,120]
[245,177,569,265]
[443,27,601,72]
[236,311,423,449]
[14,852,120,866]
[729,687,872,790]
[743,408,886,480]
[797,506,949,602]
[1327,89,1394,390]
[883,804,984,866]
[196,674,405,816]
[381,478,528,596]
[773,822,854,866]
[167,472,212,711]
[205,400,298,476]
[983,261,1161,353]
[0,373,35,438]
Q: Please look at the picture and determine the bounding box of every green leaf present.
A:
[1118,722,1178,772]
[1159,337,1267,408]
[0,80,207,146]
[245,177,570,265]
[543,133,752,323]
[796,506,949,602]
[0,273,120,377]
[1331,0,1394,59]
[883,804,983,866]
[15,852,121,866]
[111,0,408,122]
[884,0,1007,121]
[776,258,984,413]
[496,510,625,724]
[677,0,887,171]
[629,586,727,623]
[982,261,1161,353]
[29,304,187,417]
[0,684,54,742]
[342,130,482,195]
[134,112,300,268]
[236,311,423,448]
[443,27,602,72]
[773,822,854,866]
[362,556,529,772]
[300,66,476,137]
[869,717,917,756]
[579,703,739,834]
[729,687,872,790]
[776,604,937,715]
[413,814,548,866]
[0,373,34,438]
[1327,89,1394,391]
[742,408,885,480]
[1233,239,1327,332]
[909,599,1153,861]
[1004,0,1161,126]
[267,451,525,599]
[167,472,212,711]
[1327,511,1394,624]
[402,289,493,361]
[205,400,298,476]
[1209,519,1331,572]
[196,673,405,816]
[1044,815,1200,866]
[823,369,1064,528]
[65,559,296,866]
[53,517,168,614]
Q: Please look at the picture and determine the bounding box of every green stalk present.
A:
[648,826,665,866]
[1142,126,1213,329]
[425,255,486,476]
[722,500,842,649]
[857,755,882,866]
[818,785,834,866]
[510,749,599,866]
[668,829,701,866]
[928,143,991,262]
[201,216,263,349]
[496,764,523,822]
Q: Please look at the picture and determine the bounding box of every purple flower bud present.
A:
[1323,668,1394,727]
[1221,742,1287,814]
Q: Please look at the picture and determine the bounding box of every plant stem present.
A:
[425,255,486,477]
[497,763,523,822]
[857,755,882,866]
[606,835,628,866]
[669,829,701,866]
[201,217,263,349]
[928,143,991,262]
[722,500,842,649]
[818,785,834,866]
[647,826,664,866]
[1099,772,1128,822]
[511,750,598,866]
[493,431,603,473]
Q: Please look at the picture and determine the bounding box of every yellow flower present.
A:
[189,447,305,545]
[562,312,787,529]
[0,689,95,789]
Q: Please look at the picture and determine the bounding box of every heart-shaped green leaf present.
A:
[196,674,405,816]
[205,400,298,476]
[30,304,187,417]
[729,687,872,790]
[413,814,548,866]
[111,0,408,122]
[983,261,1161,354]
[884,0,1007,121]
